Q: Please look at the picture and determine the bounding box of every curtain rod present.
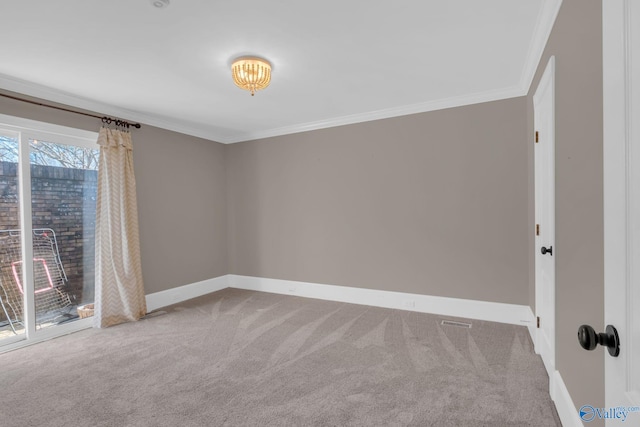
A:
[0,92,142,129]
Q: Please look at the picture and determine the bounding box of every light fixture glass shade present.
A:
[231,57,271,96]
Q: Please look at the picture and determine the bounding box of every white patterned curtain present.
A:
[94,127,146,328]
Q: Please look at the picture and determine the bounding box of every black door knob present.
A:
[541,246,553,256]
[578,324,620,357]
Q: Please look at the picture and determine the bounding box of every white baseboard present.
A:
[550,370,584,427]
[144,274,536,328]
[526,307,538,349]
[145,275,229,312]
[228,275,535,327]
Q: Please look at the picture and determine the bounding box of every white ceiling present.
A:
[0,0,561,143]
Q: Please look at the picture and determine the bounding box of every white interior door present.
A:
[534,56,556,379]
[603,0,640,422]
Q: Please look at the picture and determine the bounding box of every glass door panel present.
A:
[28,138,98,330]
[0,131,25,342]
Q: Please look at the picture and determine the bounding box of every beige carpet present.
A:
[0,288,560,426]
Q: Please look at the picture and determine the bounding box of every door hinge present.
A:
[535,131,539,143]
[537,316,540,328]
[536,224,540,236]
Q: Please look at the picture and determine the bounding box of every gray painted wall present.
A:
[527,0,605,419]
[227,98,530,305]
[0,91,228,294]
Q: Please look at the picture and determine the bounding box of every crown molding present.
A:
[0,72,524,144]
[0,73,227,143]
[222,85,525,143]
[519,0,563,95]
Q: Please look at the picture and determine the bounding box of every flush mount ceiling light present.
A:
[231,57,272,96]
[149,0,169,8]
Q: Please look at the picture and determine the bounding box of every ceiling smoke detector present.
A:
[150,0,169,8]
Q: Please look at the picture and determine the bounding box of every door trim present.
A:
[603,0,640,409]
[533,55,556,377]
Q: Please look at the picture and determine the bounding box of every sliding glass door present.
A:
[0,115,98,349]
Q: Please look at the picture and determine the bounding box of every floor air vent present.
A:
[441,320,472,328]
[142,310,167,320]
